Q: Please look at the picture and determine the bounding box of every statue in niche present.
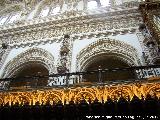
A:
[57,35,70,74]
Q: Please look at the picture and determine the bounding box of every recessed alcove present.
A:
[10,62,49,87]
[83,55,135,82]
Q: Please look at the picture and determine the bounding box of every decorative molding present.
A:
[0,82,159,105]
[0,48,11,69]
[76,38,140,71]
[0,8,142,48]
[0,0,23,11]
[2,47,56,78]
[57,35,74,74]
[0,0,39,14]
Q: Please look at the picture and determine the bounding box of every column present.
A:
[57,35,73,85]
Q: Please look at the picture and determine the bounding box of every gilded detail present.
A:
[0,82,159,105]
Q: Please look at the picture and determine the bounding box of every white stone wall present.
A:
[0,0,146,87]
[0,42,61,77]
[0,32,143,76]
[71,33,143,72]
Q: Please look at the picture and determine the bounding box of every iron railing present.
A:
[0,65,160,91]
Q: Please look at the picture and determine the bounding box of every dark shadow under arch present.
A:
[10,62,49,88]
[83,55,136,82]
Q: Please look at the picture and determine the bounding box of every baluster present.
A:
[147,68,154,77]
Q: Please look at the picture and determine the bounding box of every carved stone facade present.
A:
[76,38,140,71]
[1,47,56,78]
[0,0,160,102]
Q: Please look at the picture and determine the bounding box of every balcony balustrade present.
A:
[0,65,160,91]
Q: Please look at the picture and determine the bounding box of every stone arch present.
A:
[2,47,56,78]
[74,88,97,103]
[145,84,160,97]
[109,86,134,100]
[76,38,140,71]
[4,94,11,104]
[15,94,30,104]
[75,92,95,103]
[44,94,61,103]
[42,91,63,103]
[0,98,3,105]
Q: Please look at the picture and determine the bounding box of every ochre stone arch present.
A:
[44,94,61,103]
[16,94,30,104]
[109,86,134,100]
[0,98,3,105]
[2,47,56,78]
[76,38,140,71]
[74,88,97,103]
[145,84,160,97]
[75,92,95,103]
[4,94,11,104]
[42,91,63,103]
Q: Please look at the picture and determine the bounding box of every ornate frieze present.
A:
[0,8,142,47]
[0,0,22,11]
[0,48,11,69]
[0,82,159,105]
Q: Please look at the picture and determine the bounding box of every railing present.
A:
[0,65,160,91]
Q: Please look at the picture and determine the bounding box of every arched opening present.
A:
[10,63,49,88]
[83,55,135,82]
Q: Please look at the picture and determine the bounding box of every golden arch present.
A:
[17,95,31,104]
[0,98,3,105]
[109,86,133,100]
[42,91,63,103]
[74,88,97,103]
[44,94,61,103]
[75,92,95,103]
[146,84,160,97]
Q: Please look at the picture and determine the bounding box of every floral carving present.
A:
[76,38,141,71]
[0,7,142,48]
[2,47,56,78]
[0,82,159,105]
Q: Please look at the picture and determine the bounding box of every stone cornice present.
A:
[6,27,137,49]
[0,8,140,32]
[0,8,142,47]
